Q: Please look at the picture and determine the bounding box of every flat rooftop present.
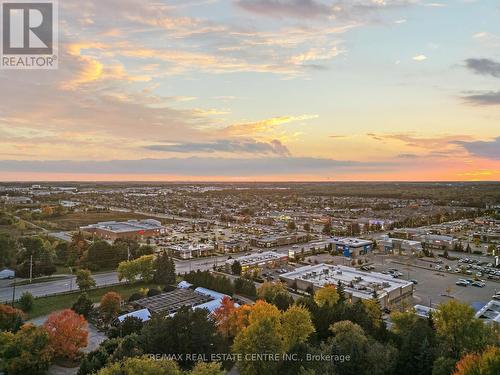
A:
[329,237,373,247]
[475,300,500,324]
[226,251,287,266]
[281,263,412,300]
[81,219,164,233]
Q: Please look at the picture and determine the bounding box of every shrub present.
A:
[18,292,34,312]
[0,304,25,332]
[72,293,94,318]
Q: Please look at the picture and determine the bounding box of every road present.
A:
[0,255,230,302]
[0,271,120,303]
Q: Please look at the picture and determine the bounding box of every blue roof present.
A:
[195,287,228,300]
[117,308,151,322]
[178,281,193,289]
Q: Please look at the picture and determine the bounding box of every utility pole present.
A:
[29,255,33,283]
[11,279,16,306]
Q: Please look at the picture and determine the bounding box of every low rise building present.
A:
[250,232,309,248]
[225,251,288,273]
[475,300,500,324]
[280,263,413,309]
[379,236,423,255]
[80,219,166,240]
[330,237,373,257]
[168,242,215,259]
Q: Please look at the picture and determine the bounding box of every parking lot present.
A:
[370,256,499,308]
[299,252,499,308]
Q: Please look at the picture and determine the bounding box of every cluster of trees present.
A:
[118,255,155,283]
[0,307,89,374]
[184,270,234,296]
[184,270,257,298]
[79,306,227,374]
[215,281,499,375]
[233,277,257,298]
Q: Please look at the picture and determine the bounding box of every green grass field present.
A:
[17,282,159,319]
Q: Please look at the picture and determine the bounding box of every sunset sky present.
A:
[1,0,499,181]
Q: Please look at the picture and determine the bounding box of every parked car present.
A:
[471,281,485,288]
[410,279,418,284]
[456,281,468,287]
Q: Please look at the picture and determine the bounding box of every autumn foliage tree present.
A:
[100,292,122,323]
[453,346,500,375]
[0,324,54,375]
[43,309,88,360]
[213,296,238,338]
[0,303,25,332]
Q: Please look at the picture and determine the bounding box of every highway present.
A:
[0,256,231,302]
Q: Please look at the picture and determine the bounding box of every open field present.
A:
[33,211,176,231]
[15,282,159,319]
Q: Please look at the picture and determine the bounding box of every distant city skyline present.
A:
[1,0,499,181]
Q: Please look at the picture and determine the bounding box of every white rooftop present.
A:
[226,251,287,266]
[281,263,412,300]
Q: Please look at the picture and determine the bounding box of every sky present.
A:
[0,0,499,182]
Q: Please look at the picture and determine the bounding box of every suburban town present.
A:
[0,182,499,375]
[1,0,500,374]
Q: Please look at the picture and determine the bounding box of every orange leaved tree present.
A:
[43,309,88,360]
[100,291,122,323]
[213,296,237,338]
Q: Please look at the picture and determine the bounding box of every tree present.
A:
[72,293,94,318]
[154,251,176,285]
[0,324,53,375]
[0,233,18,269]
[76,269,96,291]
[336,280,346,303]
[233,316,284,375]
[453,346,500,375]
[18,291,34,312]
[118,255,155,283]
[43,309,88,360]
[119,316,144,337]
[96,356,182,375]
[434,300,493,359]
[213,296,238,338]
[190,362,226,375]
[257,281,293,310]
[140,307,225,370]
[303,223,311,232]
[0,303,25,332]
[287,221,297,232]
[329,320,397,375]
[100,292,122,323]
[234,277,257,297]
[391,310,436,375]
[281,305,315,350]
[231,260,242,275]
[322,223,332,235]
[314,284,339,308]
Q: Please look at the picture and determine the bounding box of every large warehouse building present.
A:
[80,219,165,240]
[280,263,413,309]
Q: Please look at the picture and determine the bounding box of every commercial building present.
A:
[330,237,373,257]
[475,300,500,324]
[225,251,288,273]
[168,242,215,259]
[288,240,331,260]
[250,233,309,248]
[280,264,413,309]
[216,239,248,253]
[421,234,456,250]
[379,236,423,255]
[80,219,166,240]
